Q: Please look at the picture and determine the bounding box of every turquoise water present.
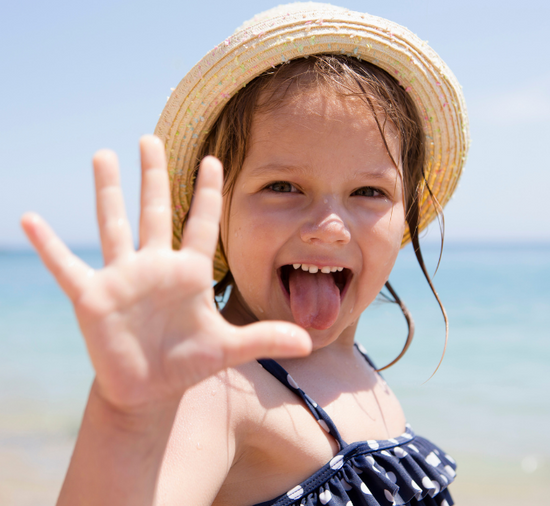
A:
[357,243,550,461]
[1,243,549,463]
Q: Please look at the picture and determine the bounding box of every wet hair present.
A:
[192,54,447,371]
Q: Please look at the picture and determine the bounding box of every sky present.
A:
[1,0,549,248]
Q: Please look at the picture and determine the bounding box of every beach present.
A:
[1,243,549,504]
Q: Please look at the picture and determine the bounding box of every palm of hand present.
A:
[22,136,310,413]
[75,246,218,409]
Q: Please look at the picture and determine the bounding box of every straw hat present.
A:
[155,2,469,282]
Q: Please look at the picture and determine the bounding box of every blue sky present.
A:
[1,0,549,247]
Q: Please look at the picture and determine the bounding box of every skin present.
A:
[21,89,407,506]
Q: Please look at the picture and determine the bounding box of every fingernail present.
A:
[24,212,39,224]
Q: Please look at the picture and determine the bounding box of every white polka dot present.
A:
[384,489,394,502]
[330,455,344,470]
[422,476,435,490]
[394,447,408,458]
[360,482,372,495]
[319,490,332,504]
[381,450,392,457]
[441,500,450,506]
[287,485,303,500]
[425,452,442,467]
[358,343,368,355]
[402,432,413,439]
[340,478,352,491]
[445,453,455,464]
[352,465,363,474]
[388,438,398,444]
[367,440,379,450]
[345,502,353,506]
[287,374,299,389]
[366,455,381,473]
[405,423,412,429]
[386,471,397,483]
[433,480,441,495]
[444,465,456,478]
[407,444,419,452]
[305,394,318,408]
[411,480,422,491]
[440,474,448,484]
[318,419,330,433]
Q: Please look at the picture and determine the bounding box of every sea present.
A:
[1,242,549,504]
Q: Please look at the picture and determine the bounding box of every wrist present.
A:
[88,380,180,437]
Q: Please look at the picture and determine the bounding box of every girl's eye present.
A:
[267,181,295,193]
[352,187,383,198]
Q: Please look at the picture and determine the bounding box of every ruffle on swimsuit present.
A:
[255,345,456,506]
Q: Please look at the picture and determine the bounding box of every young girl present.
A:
[21,3,468,505]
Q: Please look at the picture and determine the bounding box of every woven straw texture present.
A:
[154,2,470,282]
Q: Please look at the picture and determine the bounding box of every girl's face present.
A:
[221,90,406,348]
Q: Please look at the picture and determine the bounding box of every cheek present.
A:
[376,204,406,260]
[223,200,284,300]
[359,204,406,287]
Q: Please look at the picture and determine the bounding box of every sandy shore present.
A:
[450,452,550,505]
[1,431,548,506]
[0,432,72,506]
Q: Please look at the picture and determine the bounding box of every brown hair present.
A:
[192,54,447,371]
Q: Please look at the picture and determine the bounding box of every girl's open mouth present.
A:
[278,265,352,299]
[277,265,353,330]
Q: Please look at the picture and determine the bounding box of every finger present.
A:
[181,156,223,258]
[223,321,312,367]
[139,135,171,248]
[20,213,93,301]
[93,150,134,264]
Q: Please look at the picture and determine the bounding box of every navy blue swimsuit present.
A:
[254,344,456,506]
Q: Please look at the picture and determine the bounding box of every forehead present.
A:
[246,89,402,177]
[261,88,396,133]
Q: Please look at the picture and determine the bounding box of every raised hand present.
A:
[21,135,311,414]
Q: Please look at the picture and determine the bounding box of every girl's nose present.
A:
[300,212,351,245]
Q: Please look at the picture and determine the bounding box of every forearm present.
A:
[57,380,179,506]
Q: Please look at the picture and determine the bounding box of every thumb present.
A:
[223,321,312,367]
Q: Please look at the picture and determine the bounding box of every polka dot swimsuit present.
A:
[255,344,456,506]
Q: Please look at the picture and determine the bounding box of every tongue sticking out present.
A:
[288,269,341,330]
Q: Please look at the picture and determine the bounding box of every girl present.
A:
[21,3,468,505]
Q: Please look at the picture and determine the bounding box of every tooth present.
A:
[330,267,338,272]
[301,264,309,271]
[293,264,301,269]
[337,267,343,272]
[308,265,319,273]
[321,266,331,273]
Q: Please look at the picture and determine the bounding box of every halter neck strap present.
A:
[257,358,348,450]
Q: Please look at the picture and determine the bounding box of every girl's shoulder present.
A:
[160,361,288,470]
[159,362,340,505]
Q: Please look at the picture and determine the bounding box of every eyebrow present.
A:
[247,163,310,178]
[351,165,403,181]
[248,163,402,181]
